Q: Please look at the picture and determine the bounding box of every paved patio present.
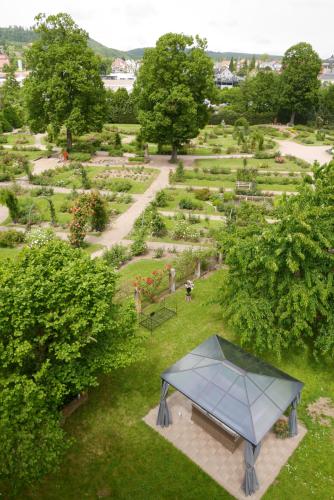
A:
[144,392,307,500]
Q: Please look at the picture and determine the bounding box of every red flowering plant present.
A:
[133,264,171,302]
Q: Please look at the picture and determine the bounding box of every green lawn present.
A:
[5,133,35,145]
[0,246,22,261]
[158,188,218,215]
[118,258,172,287]
[22,269,334,500]
[194,157,311,172]
[3,193,130,227]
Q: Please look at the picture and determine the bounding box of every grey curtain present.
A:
[289,392,301,437]
[243,441,261,496]
[156,380,171,427]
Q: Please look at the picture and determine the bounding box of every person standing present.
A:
[185,280,194,302]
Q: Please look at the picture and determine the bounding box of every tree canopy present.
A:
[218,163,334,357]
[0,239,139,489]
[134,33,215,161]
[23,13,106,149]
[280,42,322,124]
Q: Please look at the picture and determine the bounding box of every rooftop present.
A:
[161,335,303,445]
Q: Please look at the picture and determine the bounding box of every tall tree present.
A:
[24,13,106,149]
[218,163,334,357]
[106,88,137,123]
[0,239,139,489]
[319,84,334,125]
[134,33,215,162]
[229,56,235,72]
[280,42,322,124]
[0,61,23,130]
[241,70,280,115]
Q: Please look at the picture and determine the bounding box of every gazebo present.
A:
[156,335,304,496]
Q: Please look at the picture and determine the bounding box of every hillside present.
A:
[0,26,282,61]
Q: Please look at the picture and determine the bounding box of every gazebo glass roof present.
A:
[161,335,303,445]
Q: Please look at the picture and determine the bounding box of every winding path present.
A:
[277,140,332,164]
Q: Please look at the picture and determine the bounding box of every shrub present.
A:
[68,152,91,162]
[273,419,289,439]
[179,198,202,210]
[131,234,148,256]
[172,220,200,241]
[174,161,185,182]
[128,156,144,162]
[110,179,132,192]
[25,228,56,248]
[223,191,236,202]
[30,187,54,197]
[103,244,130,268]
[275,156,285,164]
[195,188,211,201]
[108,147,123,157]
[155,190,168,207]
[0,229,25,248]
[154,247,164,258]
[0,136,8,144]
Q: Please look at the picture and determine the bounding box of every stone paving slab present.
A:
[144,392,307,500]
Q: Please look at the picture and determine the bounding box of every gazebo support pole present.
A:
[156,380,172,427]
[243,441,261,496]
[289,393,301,437]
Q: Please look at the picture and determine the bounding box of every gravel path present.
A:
[277,140,332,164]
[88,165,172,251]
[0,205,9,224]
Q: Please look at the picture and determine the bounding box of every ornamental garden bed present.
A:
[2,191,131,228]
[31,164,158,193]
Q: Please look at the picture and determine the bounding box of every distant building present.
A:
[258,61,282,72]
[322,55,334,73]
[102,72,136,92]
[214,64,243,88]
[320,55,334,85]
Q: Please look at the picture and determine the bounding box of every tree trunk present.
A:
[289,111,296,126]
[170,144,178,163]
[66,128,73,150]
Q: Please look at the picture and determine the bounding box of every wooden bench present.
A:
[191,404,242,452]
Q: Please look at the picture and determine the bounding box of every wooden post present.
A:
[218,252,223,265]
[144,143,150,163]
[169,267,176,293]
[194,260,201,279]
[134,287,142,314]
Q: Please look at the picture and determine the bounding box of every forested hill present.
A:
[0,26,282,60]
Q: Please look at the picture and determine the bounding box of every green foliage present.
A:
[218,163,334,357]
[154,189,168,207]
[0,189,20,222]
[68,152,92,162]
[174,160,185,182]
[89,191,108,232]
[106,88,137,123]
[131,233,148,256]
[24,13,106,147]
[102,244,131,269]
[0,240,138,489]
[0,62,24,130]
[25,227,56,247]
[280,42,322,123]
[134,33,215,160]
[0,229,25,247]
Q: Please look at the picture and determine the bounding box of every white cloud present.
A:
[1,0,333,57]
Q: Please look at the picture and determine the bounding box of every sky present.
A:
[2,0,333,57]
